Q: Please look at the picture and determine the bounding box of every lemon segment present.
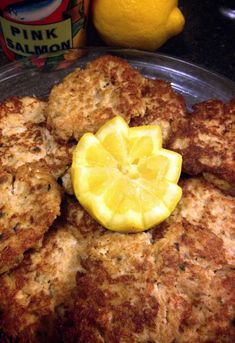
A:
[156,149,182,183]
[96,116,129,165]
[142,197,170,229]
[73,133,117,168]
[72,166,119,195]
[128,125,162,163]
[137,151,182,183]
[137,155,169,180]
[71,116,182,233]
[106,178,144,232]
[137,178,182,211]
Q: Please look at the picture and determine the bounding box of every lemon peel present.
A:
[92,0,185,51]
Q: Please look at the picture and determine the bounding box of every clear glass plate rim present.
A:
[0,47,235,91]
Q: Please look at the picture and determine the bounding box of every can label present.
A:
[0,0,90,61]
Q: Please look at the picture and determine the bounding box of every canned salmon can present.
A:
[0,0,90,62]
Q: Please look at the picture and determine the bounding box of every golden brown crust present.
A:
[203,172,235,196]
[1,56,234,343]
[155,223,235,343]
[47,55,187,146]
[46,55,146,142]
[1,180,234,342]
[0,163,61,274]
[0,226,76,342]
[0,197,106,342]
[171,177,235,265]
[64,227,185,343]
[62,178,234,343]
[65,221,234,342]
[130,78,187,145]
[0,96,71,178]
[169,99,235,193]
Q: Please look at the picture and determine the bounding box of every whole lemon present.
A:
[92,0,185,51]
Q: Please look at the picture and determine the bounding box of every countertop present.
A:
[0,0,234,83]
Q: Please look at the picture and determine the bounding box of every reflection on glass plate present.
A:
[0,47,234,108]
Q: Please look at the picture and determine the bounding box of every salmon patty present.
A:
[0,96,71,178]
[1,178,234,342]
[130,78,187,145]
[47,55,146,142]
[62,178,234,343]
[0,197,106,342]
[169,99,235,195]
[0,163,61,274]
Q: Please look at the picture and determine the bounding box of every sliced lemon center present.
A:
[71,116,182,232]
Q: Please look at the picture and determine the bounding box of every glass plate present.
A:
[0,47,234,108]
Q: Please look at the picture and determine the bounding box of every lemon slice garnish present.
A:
[71,116,182,232]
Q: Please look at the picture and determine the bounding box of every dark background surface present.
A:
[0,0,234,81]
[161,0,235,81]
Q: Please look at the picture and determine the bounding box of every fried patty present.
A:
[169,99,235,195]
[1,56,234,343]
[130,78,187,145]
[0,96,71,178]
[1,178,234,342]
[47,55,187,146]
[0,227,78,343]
[171,177,235,264]
[61,178,234,343]
[47,55,145,142]
[0,163,61,274]
[69,223,234,343]
[0,197,106,342]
